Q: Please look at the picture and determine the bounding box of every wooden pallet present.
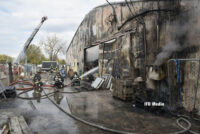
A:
[9,116,33,134]
[113,94,133,101]
[117,92,133,101]
[112,79,134,101]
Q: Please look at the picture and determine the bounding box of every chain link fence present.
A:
[0,63,9,86]
[0,62,37,87]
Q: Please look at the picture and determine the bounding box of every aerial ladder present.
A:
[14,16,47,78]
[15,16,48,63]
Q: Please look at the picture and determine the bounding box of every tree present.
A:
[40,34,66,61]
[58,59,66,65]
[0,54,13,63]
[25,44,46,65]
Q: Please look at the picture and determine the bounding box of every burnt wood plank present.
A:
[9,116,23,134]
[18,116,33,134]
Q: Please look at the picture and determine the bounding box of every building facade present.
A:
[66,0,200,113]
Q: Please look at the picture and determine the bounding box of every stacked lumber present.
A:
[91,74,112,90]
[8,116,32,134]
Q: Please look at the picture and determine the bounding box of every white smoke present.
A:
[154,1,200,66]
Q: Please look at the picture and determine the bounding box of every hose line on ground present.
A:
[15,81,199,134]
[175,116,200,134]
[16,89,55,100]
[172,117,191,134]
[9,80,55,90]
[9,80,33,86]
[43,89,137,134]
[16,86,83,100]
[173,117,200,134]
[168,111,200,134]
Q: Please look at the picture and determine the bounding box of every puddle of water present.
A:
[17,88,80,134]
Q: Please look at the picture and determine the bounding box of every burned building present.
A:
[66,0,200,114]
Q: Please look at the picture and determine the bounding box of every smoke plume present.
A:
[154,1,200,66]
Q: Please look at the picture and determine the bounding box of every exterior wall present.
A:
[66,1,150,73]
[66,0,200,113]
[66,0,179,72]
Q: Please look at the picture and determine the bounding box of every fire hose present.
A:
[15,83,137,134]
[9,80,34,90]
[14,81,199,134]
[168,110,200,134]
[8,80,68,90]
[16,87,199,134]
[43,89,137,134]
[43,89,199,134]
[173,117,199,134]
[16,87,81,100]
[16,89,55,100]
[9,80,33,86]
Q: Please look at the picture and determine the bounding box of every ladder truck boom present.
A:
[15,16,48,63]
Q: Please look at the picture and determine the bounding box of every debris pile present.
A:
[0,80,16,99]
[91,74,112,90]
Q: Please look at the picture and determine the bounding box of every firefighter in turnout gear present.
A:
[54,70,64,88]
[50,64,54,74]
[71,72,80,86]
[53,88,64,104]
[33,71,41,85]
[32,72,43,102]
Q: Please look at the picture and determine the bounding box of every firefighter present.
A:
[53,88,64,104]
[71,72,80,86]
[33,71,41,86]
[32,71,43,102]
[54,70,64,88]
[60,66,66,78]
[49,64,54,74]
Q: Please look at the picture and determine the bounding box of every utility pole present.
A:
[8,62,13,84]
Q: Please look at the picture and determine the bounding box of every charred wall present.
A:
[66,0,178,72]
[66,0,200,113]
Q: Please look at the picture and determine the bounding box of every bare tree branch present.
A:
[40,34,67,61]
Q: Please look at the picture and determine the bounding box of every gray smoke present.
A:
[154,40,186,66]
[154,1,200,66]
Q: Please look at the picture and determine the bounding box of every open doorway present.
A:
[84,45,99,72]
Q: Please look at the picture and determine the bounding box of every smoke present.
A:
[154,41,185,66]
[154,1,200,66]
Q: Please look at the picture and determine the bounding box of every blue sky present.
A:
[0,0,122,58]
